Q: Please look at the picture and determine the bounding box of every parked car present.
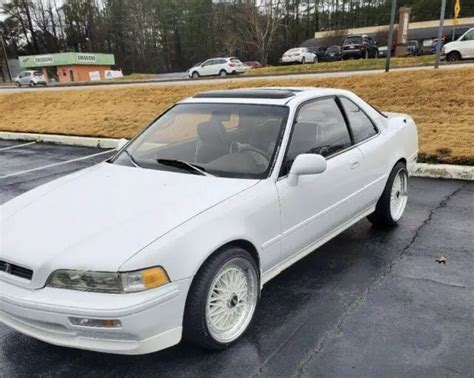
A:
[243,61,263,69]
[306,46,327,61]
[280,47,317,64]
[378,45,388,58]
[188,57,245,79]
[319,45,342,62]
[442,28,474,62]
[342,35,379,59]
[407,40,421,56]
[14,70,48,87]
[0,87,418,355]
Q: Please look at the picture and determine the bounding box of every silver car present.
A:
[14,70,48,87]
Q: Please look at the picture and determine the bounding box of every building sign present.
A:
[19,52,115,68]
[77,53,97,64]
[104,70,123,79]
[89,71,101,81]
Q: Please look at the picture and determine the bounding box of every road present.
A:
[1,62,473,94]
[0,141,473,377]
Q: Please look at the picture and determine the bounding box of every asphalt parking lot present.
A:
[1,141,473,377]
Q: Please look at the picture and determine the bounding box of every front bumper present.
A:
[0,277,192,354]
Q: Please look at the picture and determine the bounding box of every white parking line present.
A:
[0,141,36,151]
[0,150,114,179]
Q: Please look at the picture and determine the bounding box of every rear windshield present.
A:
[33,72,43,76]
[326,46,339,53]
[344,36,362,44]
[230,58,242,64]
[286,48,301,54]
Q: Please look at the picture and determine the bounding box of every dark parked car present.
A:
[319,45,342,62]
[407,40,421,56]
[342,35,378,59]
[306,46,327,62]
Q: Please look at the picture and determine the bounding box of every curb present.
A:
[0,132,473,181]
[0,131,120,149]
[411,163,474,181]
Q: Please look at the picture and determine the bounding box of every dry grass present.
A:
[246,55,435,76]
[1,67,473,164]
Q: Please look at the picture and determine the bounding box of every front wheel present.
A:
[447,51,461,62]
[368,162,408,228]
[15,81,21,87]
[219,70,227,77]
[301,57,306,64]
[191,71,199,79]
[183,247,259,350]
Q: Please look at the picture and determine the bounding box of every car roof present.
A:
[181,87,352,106]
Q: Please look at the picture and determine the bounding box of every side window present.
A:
[340,98,378,144]
[283,98,351,174]
[202,60,214,67]
[463,30,474,41]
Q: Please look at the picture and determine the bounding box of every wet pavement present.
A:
[0,141,473,377]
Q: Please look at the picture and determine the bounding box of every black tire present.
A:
[301,57,306,64]
[447,51,461,62]
[364,49,369,59]
[183,246,260,350]
[368,162,408,228]
[219,70,227,77]
[15,81,21,87]
[29,81,35,87]
[191,71,199,79]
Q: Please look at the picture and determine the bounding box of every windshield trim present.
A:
[110,102,290,180]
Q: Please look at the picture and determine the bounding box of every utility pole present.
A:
[435,0,447,69]
[0,32,12,82]
[385,0,397,72]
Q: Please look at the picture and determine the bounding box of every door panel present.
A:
[277,148,363,260]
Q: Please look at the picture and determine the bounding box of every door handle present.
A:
[350,160,360,169]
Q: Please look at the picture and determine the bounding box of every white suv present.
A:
[188,57,246,79]
[442,28,474,62]
[14,70,48,87]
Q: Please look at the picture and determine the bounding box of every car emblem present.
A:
[4,263,12,274]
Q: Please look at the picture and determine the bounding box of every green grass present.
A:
[245,55,436,76]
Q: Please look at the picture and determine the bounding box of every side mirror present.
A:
[116,138,129,150]
[288,154,327,186]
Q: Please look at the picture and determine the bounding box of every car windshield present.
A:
[113,103,289,179]
[344,36,362,44]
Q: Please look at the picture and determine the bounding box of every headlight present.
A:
[47,267,170,293]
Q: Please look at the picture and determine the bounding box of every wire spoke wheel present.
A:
[390,169,408,221]
[205,258,258,343]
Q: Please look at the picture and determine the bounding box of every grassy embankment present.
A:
[0,67,473,165]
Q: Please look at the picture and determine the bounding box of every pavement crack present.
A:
[401,184,465,257]
[393,274,470,290]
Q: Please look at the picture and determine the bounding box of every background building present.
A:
[18,52,115,83]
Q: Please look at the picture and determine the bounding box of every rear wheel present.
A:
[368,162,408,228]
[364,49,369,59]
[301,57,306,64]
[29,81,35,87]
[447,51,461,62]
[183,247,259,350]
[313,55,318,63]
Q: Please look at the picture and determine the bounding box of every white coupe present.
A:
[0,87,418,355]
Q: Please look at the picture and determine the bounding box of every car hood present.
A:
[0,163,258,288]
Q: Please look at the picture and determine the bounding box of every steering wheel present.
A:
[231,143,271,161]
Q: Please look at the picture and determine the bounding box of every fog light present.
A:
[69,317,122,328]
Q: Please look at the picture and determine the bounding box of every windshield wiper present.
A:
[123,150,142,168]
[156,159,213,176]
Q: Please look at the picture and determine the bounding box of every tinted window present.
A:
[284,98,351,172]
[340,98,378,143]
[344,36,362,45]
[463,30,474,41]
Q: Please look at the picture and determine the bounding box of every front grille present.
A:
[0,260,33,280]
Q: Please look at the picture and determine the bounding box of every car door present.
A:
[461,29,474,58]
[339,97,385,209]
[20,72,29,85]
[199,60,215,76]
[276,97,364,261]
